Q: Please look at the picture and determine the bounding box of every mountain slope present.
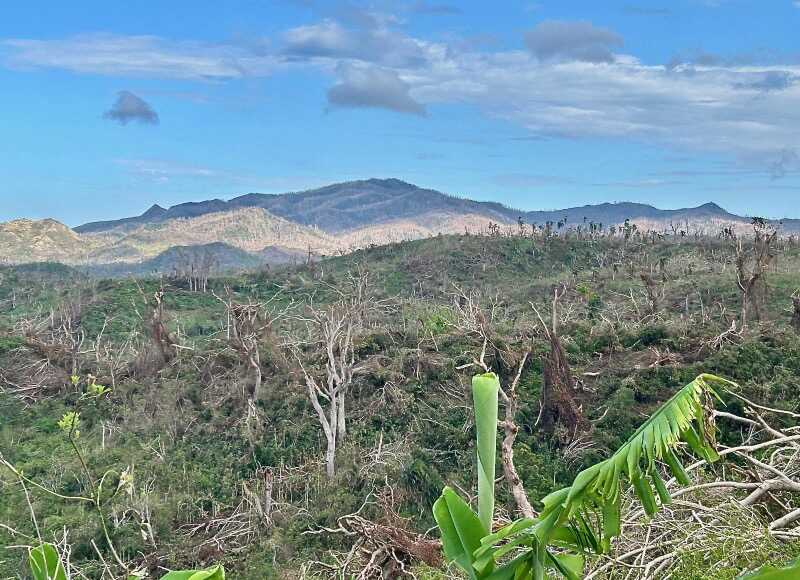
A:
[85,242,306,277]
[0,219,101,264]
[5,178,799,269]
[75,178,776,239]
[75,178,518,234]
[0,208,334,267]
[84,207,337,262]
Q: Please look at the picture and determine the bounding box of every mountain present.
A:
[84,207,338,262]
[3,178,797,271]
[75,178,767,238]
[0,218,100,264]
[76,178,517,234]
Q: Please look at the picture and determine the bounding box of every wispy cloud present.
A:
[282,17,428,67]
[5,19,800,174]
[116,159,220,182]
[2,33,277,80]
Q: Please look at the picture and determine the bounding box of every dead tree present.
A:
[148,289,177,367]
[294,271,374,477]
[735,219,778,328]
[640,272,663,317]
[532,286,585,440]
[18,299,85,378]
[215,288,290,414]
[498,352,536,519]
[451,286,535,518]
[175,248,218,292]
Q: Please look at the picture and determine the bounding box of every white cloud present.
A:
[116,159,220,182]
[2,33,278,80]
[4,24,800,173]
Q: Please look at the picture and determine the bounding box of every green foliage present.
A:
[434,373,737,579]
[57,411,80,437]
[472,373,500,533]
[0,335,24,355]
[740,557,800,579]
[160,564,225,580]
[29,544,67,580]
[5,235,800,577]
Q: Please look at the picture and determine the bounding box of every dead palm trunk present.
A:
[533,286,585,439]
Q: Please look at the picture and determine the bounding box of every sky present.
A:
[1,0,799,226]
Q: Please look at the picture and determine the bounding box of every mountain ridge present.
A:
[74,178,758,236]
[3,178,796,272]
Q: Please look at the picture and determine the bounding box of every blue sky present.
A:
[1,0,799,225]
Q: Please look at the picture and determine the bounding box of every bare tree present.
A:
[293,271,375,477]
[147,288,178,367]
[497,351,537,519]
[450,286,535,518]
[18,299,85,378]
[174,248,218,292]
[640,272,664,318]
[735,218,778,328]
[215,287,291,415]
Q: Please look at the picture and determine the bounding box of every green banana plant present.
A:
[433,373,738,579]
[27,542,225,580]
[29,544,67,580]
[739,558,800,579]
[160,565,225,580]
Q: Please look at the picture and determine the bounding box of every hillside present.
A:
[84,242,307,277]
[84,207,338,261]
[3,232,800,578]
[0,218,100,264]
[0,209,333,269]
[75,178,518,234]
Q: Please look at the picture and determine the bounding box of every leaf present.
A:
[738,558,800,579]
[473,372,500,535]
[29,544,67,580]
[432,373,737,580]
[546,551,584,580]
[433,487,486,578]
[496,374,736,571]
[160,565,225,580]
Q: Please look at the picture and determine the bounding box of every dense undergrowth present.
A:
[2,232,800,578]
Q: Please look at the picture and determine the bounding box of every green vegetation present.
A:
[2,228,800,578]
[434,373,734,579]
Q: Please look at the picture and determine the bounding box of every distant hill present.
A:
[84,207,338,261]
[3,178,797,270]
[75,178,777,238]
[76,178,517,235]
[85,242,306,277]
[0,218,101,264]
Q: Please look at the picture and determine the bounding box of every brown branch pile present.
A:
[303,493,442,579]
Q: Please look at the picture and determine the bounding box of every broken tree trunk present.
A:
[535,286,585,440]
